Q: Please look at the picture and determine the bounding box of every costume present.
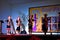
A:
[6,19,12,29]
[16,20,20,31]
[42,18,48,33]
[28,18,34,32]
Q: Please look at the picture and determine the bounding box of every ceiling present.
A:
[1,0,43,4]
[0,0,60,4]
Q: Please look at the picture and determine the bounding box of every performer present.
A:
[42,14,48,35]
[16,16,22,34]
[28,15,34,33]
[6,16,12,35]
[58,12,60,31]
[6,16,15,35]
[0,20,4,34]
[20,29,27,34]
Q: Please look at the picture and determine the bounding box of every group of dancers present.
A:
[0,12,60,35]
[28,12,60,34]
[28,14,49,34]
[6,16,23,35]
[0,16,27,35]
[6,12,60,35]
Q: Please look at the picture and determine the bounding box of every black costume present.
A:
[28,19,32,30]
[0,20,4,34]
[42,18,48,33]
[28,18,34,33]
[28,19,34,29]
[16,20,20,31]
[20,29,27,34]
[7,25,10,28]
[0,20,4,23]
[6,19,12,28]
[16,26,20,31]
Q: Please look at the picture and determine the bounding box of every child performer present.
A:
[0,20,4,34]
[16,16,22,34]
[6,16,15,35]
[6,16,12,35]
[28,15,34,34]
[42,14,48,35]
[58,12,60,31]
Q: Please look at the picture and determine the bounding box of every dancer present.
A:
[16,16,22,34]
[6,16,15,35]
[28,15,34,34]
[0,20,4,34]
[42,14,48,35]
[58,12,60,31]
[6,16,12,35]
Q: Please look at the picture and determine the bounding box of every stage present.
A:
[0,33,60,40]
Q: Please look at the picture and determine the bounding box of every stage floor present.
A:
[0,34,60,40]
[0,32,60,40]
[1,32,60,35]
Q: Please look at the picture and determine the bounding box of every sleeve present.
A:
[1,20,4,23]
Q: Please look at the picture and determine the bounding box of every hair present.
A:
[58,12,60,14]
[44,14,47,16]
[8,16,11,20]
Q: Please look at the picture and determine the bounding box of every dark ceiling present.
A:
[0,0,60,4]
[0,0,44,4]
[7,0,42,4]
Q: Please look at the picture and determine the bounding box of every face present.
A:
[8,16,11,20]
[17,16,20,20]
